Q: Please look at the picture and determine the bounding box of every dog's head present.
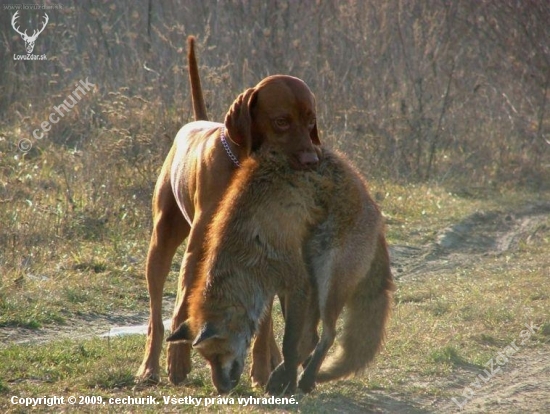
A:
[166,305,254,394]
[224,75,321,170]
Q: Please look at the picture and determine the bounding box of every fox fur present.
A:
[167,146,394,394]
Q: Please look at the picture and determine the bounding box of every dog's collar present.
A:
[221,127,241,167]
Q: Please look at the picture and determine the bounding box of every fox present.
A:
[166,146,394,395]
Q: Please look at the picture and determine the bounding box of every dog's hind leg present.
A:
[137,147,190,383]
[250,299,283,387]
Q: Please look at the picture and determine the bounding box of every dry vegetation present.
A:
[0,1,549,413]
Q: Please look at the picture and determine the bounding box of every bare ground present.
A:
[389,201,550,413]
[1,202,549,413]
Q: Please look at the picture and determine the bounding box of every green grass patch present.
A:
[430,346,469,366]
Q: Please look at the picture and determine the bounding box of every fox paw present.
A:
[166,342,191,385]
[266,363,297,395]
[297,371,316,393]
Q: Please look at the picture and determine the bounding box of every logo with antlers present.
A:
[11,11,49,54]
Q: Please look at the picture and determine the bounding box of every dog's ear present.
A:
[310,122,321,145]
[191,322,224,349]
[166,321,193,343]
[224,88,258,154]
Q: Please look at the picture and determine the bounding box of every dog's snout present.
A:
[298,151,319,167]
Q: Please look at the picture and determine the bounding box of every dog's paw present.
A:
[250,363,270,388]
[135,368,160,385]
[135,374,160,385]
[266,363,297,395]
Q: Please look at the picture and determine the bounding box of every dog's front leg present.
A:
[137,169,190,384]
[266,282,309,395]
[166,214,210,384]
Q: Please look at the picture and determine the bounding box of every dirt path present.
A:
[391,201,550,281]
[439,347,550,413]
[0,299,176,346]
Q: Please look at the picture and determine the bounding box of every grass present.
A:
[1,242,548,412]
[1,139,549,412]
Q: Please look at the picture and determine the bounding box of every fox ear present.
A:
[192,322,223,349]
[166,320,193,343]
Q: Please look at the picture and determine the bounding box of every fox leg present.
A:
[266,280,310,395]
[250,299,282,387]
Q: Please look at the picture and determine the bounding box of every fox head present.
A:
[167,306,255,394]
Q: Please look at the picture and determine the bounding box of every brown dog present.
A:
[136,36,321,386]
[167,147,394,394]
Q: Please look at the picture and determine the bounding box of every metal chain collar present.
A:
[221,127,241,167]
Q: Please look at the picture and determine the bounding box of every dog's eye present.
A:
[274,118,290,129]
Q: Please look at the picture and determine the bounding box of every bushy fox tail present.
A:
[317,234,395,382]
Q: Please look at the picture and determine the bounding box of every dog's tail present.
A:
[317,234,395,382]
[187,36,208,121]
